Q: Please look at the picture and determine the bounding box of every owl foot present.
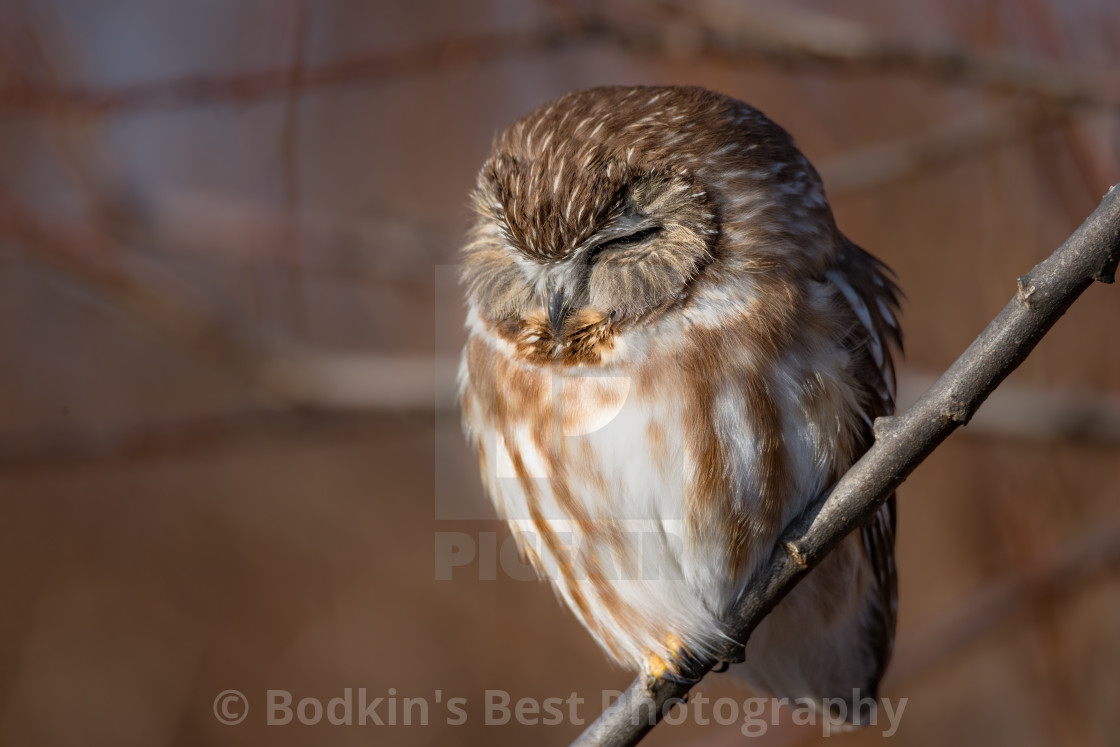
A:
[655,664,705,686]
[642,634,705,686]
[710,642,746,673]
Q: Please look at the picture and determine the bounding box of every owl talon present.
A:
[643,658,704,686]
[678,651,710,684]
[643,634,706,685]
[714,642,746,671]
[659,668,703,686]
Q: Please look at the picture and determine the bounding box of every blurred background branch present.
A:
[0,363,1118,473]
[3,2,1119,117]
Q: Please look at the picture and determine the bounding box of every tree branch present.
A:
[572,185,1120,746]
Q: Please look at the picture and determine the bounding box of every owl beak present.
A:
[547,286,570,336]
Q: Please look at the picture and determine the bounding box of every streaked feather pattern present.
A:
[459,86,902,720]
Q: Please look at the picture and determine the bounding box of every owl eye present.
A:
[587,225,663,261]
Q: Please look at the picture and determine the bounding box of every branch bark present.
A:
[571,186,1120,747]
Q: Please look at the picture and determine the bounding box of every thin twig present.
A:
[571,185,1120,746]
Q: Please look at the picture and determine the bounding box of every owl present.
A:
[458,85,900,722]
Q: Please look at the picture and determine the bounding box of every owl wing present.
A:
[831,235,903,688]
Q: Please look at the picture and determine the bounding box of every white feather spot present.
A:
[869,335,884,368]
[825,269,875,339]
[877,297,897,327]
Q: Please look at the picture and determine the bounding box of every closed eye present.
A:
[587,225,663,261]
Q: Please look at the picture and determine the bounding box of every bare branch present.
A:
[571,186,1120,746]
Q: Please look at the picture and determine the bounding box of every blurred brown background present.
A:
[1,1,1119,745]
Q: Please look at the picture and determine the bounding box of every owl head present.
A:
[461,85,837,366]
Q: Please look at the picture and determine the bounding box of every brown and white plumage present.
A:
[459,86,901,720]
